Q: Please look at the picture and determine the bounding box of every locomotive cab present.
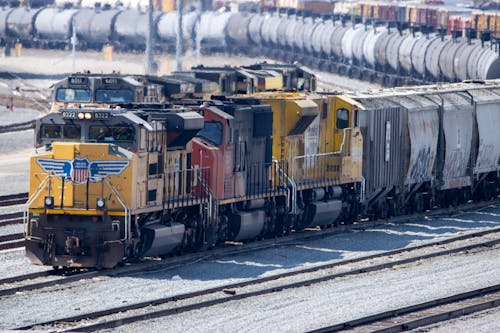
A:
[36,108,145,151]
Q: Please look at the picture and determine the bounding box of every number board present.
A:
[94,112,111,119]
[68,77,88,85]
[102,78,118,85]
[60,111,111,120]
[61,110,77,119]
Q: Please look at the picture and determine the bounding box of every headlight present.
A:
[96,198,106,209]
[78,112,85,119]
[44,196,54,208]
[84,112,92,120]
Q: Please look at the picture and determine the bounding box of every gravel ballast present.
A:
[1,205,500,330]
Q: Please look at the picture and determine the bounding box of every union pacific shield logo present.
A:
[37,158,129,184]
[71,158,90,184]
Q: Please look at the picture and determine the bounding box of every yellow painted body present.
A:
[29,143,134,213]
[255,92,363,187]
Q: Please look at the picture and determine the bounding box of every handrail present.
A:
[274,159,295,214]
[24,175,50,239]
[105,178,130,242]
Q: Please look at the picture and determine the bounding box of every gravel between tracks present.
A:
[0,223,23,238]
[1,205,500,330]
[103,247,500,333]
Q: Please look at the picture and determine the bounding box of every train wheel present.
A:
[387,199,396,217]
[450,190,460,207]
[368,203,378,221]
[423,193,434,211]
[379,201,389,220]
[414,193,424,213]
[460,189,470,204]
[488,181,496,200]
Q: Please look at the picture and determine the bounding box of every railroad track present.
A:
[0,232,24,250]
[1,200,500,298]
[0,192,28,207]
[0,206,25,251]
[0,120,35,134]
[12,227,500,332]
[309,285,500,332]
[0,211,23,227]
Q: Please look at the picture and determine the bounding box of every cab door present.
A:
[330,96,361,152]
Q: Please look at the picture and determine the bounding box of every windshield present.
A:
[95,89,134,103]
[56,88,91,102]
[89,126,135,142]
[40,124,81,139]
[196,121,223,145]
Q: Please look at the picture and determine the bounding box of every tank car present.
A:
[310,19,326,57]
[423,36,447,81]
[330,22,349,60]
[385,30,407,74]
[475,46,500,80]
[247,12,265,46]
[410,33,438,80]
[438,38,466,82]
[398,33,420,76]
[34,7,79,49]
[225,12,251,54]
[73,7,121,50]
[301,16,320,59]
[156,11,199,52]
[339,24,356,64]
[362,26,387,69]
[373,29,398,72]
[113,9,154,51]
[0,7,14,46]
[351,25,371,66]
[195,11,232,54]
[275,12,289,52]
[5,7,42,47]
[71,8,97,50]
[453,40,480,81]
[259,11,282,61]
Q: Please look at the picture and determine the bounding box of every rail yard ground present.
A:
[0,49,499,332]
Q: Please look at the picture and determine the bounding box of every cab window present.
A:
[197,121,223,145]
[41,124,62,138]
[95,89,134,103]
[89,126,134,142]
[56,88,91,102]
[63,125,81,139]
[336,108,349,129]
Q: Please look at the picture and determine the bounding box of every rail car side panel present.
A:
[388,95,440,187]
[360,106,403,199]
[472,91,500,174]
[406,108,439,185]
[435,94,474,190]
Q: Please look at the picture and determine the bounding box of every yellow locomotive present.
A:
[26,90,363,268]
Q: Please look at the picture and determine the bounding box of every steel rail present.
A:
[308,285,500,333]
[13,231,500,332]
[0,193,28,207]
[2,200,500,297]
[0,211,23,227]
